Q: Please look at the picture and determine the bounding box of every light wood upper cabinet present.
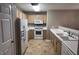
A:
[28,15,36,23]
[20,11,23,19]
[43,15,47,23]
[27,14,47,23]
[16,9,47,23]
[40,15,47,23]
[16,9,22,19]
[16,9,27,19]
[16,9,20,18]
[39,15,44,22]
[22,13,27,19]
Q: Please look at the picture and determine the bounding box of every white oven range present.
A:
[34,27,43,39]
[34,20,43,39]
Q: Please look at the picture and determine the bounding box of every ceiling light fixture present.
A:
[31,3,40,12]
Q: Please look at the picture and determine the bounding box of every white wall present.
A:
[47,10,79,30]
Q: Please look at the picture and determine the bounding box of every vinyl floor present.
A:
[25,39,55,55]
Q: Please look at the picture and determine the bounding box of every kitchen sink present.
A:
[57,34,70,41]
[51,28,78,41]
[57,33,78,41]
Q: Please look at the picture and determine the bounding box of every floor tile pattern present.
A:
[25,39,55,55]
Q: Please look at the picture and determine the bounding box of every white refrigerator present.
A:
[15,19,28,55]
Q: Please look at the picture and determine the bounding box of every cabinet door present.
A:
[56,40,61,55]
[50,31,52,41]
[50,31,62,55]
[28,15,35,23]
[50,31,56,51]
[51,32,57,52]
[52,33,54,45]
[43,30,47,39]
[43,15,47,23]
[50,31,54,46]
[28,30,34,40]
[39,15,43,21]
[39,15,47,23]
[54,39,57,52]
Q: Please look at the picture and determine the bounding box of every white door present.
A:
[0,19,12,55]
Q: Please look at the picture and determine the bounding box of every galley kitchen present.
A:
[0,3,79,55]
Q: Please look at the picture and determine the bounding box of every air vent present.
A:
[30,3,40,11]
[31,3,38,6]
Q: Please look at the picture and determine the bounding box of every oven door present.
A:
[34,29,43,36]
[35,30,43,36]
[34,29,43,39]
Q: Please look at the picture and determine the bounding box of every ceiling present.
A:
[15,3,79,12]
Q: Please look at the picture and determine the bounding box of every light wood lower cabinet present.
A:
[28,30,48,40]
[28,30,34,40]
[56,39,61,54]
[43,30,47,39]
[50,31,61,55]
[43,30,50,40]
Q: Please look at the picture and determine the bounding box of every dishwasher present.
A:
[61,43,76,55]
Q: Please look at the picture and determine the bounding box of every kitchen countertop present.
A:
[50,28,78,55]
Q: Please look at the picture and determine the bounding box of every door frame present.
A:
[9,4,17,55]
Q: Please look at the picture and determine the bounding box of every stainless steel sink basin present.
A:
[57,34,78,41]
[57,34,69,41]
